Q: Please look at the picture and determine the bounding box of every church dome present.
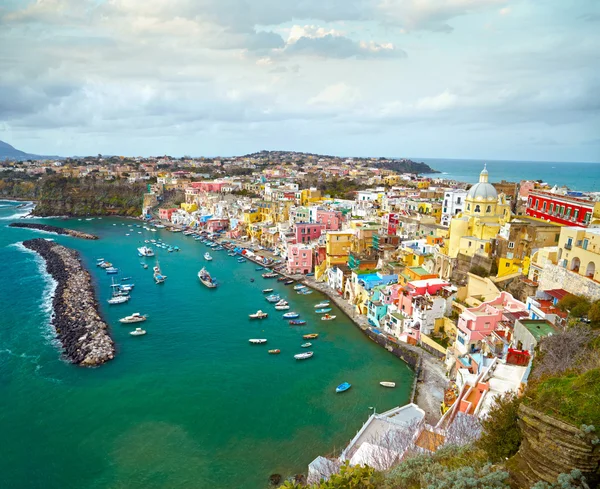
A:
[467,165,497,201]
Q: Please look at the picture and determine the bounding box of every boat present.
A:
[130,328,146,336]
[96,258,105,265]
[255,267,264,271]
[119,284,135,292]
[293,284,307,290]
[277,276,287,282]
[321,314,336,321]
[198,267,218,288]
[262,272,278,279]
[379,382,396,388]
[336,382,351,393]
[107,295,129,305]
[275,299,288,306]
[237,258,247,263]
[249,310,268,319]
[204,252,213,261]
[301,342,312,348]
[142,263,148,269]
[99,261,112,268]
[315,308,332,314]
[282,312,299,319]
[294,351,313,360]
[228,252,237,256]
[265,294,281,303]
[262,288,274,293]
[121,277,132,281]
[289,320,306,325]
[314,302,330,308]
[153,260,167,284]
[249,339,267,344]
[275,304,290,310]
[137,246,155,257]
[119,313,147,324]
[298,289,313,295]
[105,267,119,274]
[215,246,224,251]
[303,333,318,340]
[268,349,280,355]
[284,280,294,285]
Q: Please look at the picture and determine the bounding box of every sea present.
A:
[0,200,413,489]
[417,158,600,192]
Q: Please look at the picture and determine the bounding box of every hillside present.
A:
[0,139,62,161]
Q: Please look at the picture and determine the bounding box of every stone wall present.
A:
[510,404,600,488]
[538,263,600,301]
[363,327,421,369]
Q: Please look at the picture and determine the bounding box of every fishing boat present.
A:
[289,320,306,325]
[119,313,147,324]
[198,267,218,288]
[379,382,396,388]
[105,267,119,274]
[249,310,268,319]
[153,260,167,284]
[137,246,155,257]
[321,314,336,321]
[265,294,281,303]
[303,334,319,340]
[336,382,351,393]
[275,304,290,311]
[262,272,278,279]
[262,288,274,293]
[298,289,313,295]
[277,276,287,282]
[315,308,332,314]
[301,342,312,348]
[130,328,146,336]
[275,299,288,307]
[284,280,294,285]
[108,281,130,304]
[282,312,300,319]
[293,284,307,291]
[294,351,313,360]
[249,339,267,344]
[204,252,213,261]
[237,258,247,263]
[268,349,280,355]
[314,302,330,308]
[255,267,264,271]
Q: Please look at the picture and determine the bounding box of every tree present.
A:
[477,393,522,462]
[557,295,591,319]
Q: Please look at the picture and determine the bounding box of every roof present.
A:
[518,319,558,341]
[415,429,446,452]
[410,266,432,276]
[544,289,570,301]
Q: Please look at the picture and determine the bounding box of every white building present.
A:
[441,189,468,227]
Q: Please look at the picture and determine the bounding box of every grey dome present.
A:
[467,165,497,201]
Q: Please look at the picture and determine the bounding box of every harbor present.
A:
[1,209,414,489]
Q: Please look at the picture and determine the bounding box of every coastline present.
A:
[22,238,115,366]
[9,222,99,239]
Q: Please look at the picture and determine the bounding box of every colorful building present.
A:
[294,223,325,244]
[159,208,177,221]
[287,243,313,274]
[525,190,600,227]
[315,209,343,230]
[325,230,354,269]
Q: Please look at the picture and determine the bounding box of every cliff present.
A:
[373,159,439,174]
[9,222,99,239]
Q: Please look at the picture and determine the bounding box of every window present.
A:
[566,208,571,218]
[584,212,591,224]
[574,209,579,221]
[508,242,515,249]
[486,205,492,213]
[474,205,481,212]
[467,204,471,211]
[583,239,589,250]
[480,244,484,250]
[457,198,461,204]
[528,197,532,207]
[468,242,472,247]
[550,203,554,213]
[542,202,547,212]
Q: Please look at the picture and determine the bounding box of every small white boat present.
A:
[107,295,129,305]
[204,252,213,261]
[301,342,312,348]
[293,284,307,291]
[249,338,267,344]
[321,314,336,321]
[137,246,154,257]
[262,288,274,293]
[275,299,288,307]
[314,302,330,308]
[119,313,147,324]
[379,381,396,388]
[274,304,290,310]
[249,310,268,319]
[130,328,146,336]
[294,351,314,360]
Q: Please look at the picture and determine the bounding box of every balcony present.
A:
[564,243,572,250]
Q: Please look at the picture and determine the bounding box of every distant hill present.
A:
[0,140,62,161]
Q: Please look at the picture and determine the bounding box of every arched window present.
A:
[467,204,471,211]
[474,205,481,213]
[486,205,492,213]
[586,261,595,278]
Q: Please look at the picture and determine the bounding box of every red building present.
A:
[294,223,325,244]
[206,218,229,232]
[525,190,600,227]
[159,208,177,221]
[385,213,400,235]
[315,209,342,230]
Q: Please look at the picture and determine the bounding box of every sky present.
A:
[0,0,599,161]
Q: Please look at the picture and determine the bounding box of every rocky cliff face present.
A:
[510,404,600,487]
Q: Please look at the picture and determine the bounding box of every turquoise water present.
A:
[0,201,413,489]
[418,158,600,192]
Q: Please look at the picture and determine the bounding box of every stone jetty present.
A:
[9,222,99,240]
[22,238,114,366]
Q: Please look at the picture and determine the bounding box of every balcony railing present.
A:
[564,243,572,250]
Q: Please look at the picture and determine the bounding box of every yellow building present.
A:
[447,166,511,258]
[416,180,430,189]
[180,202,197,213]
[325,230,354,269]
[555,226,600,281]
[243,209,261,224]
[298,188,322,205]
[383,174,403,186]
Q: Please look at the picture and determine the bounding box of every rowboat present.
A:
[262,288,274,293]
[336,382,351,393]
[294,351,313,360]
[275,305,290,310]
[293,284,307,291]
[284,280,294,285]
[301,342,312,348]
[289,320,306,326]
[380,382,396,388]
[277,276,287,282]
[321,314,336,321]
[249,310,268,319]
[282,312,299,319]
[303,333,318,339]
[268,349,280,355]
[314,302,330,308]
[265,294,281,303]
[249,339,267,344]
[315,308,332,314]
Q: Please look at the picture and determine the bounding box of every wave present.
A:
[0,349,63,384]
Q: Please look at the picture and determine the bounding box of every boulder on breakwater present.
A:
[22,238,114,366]
[10,222,99,240]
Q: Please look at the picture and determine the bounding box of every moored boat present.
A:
[137,246,155,257]
[119,313,147,324]
[293,284,306,291]
[262,288,274,293]
[314,301,330,308]
[262,272,278,279]
[105,267,119,274]
[275,299,288,306]
[108,295,129,305]
[294,351,313,360]
[379,381,396,388]
[274,304,290,310]
[268,349,280,355]
[282,312,300,319]
[249,310,268,319]
[321,314,336,321]
[237,258,247,263]
[130,327,146,336]
[277,276,287,282]
[255,267,264,271]
[204,252,213,261]
[265,294,281,303]
[198,267,218,288]
[301,342,312,348]
[336,382,351,393]
[289,320,306,325]
[249,338,267,344]
[315,308,332,314]
[284,280,294,285]
[303,333,318,339]
[153,260,167,284]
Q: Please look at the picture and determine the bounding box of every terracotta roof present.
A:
[544,289,570,301]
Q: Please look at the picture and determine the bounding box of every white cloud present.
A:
[415,90,458,111]
[309,83,361,106]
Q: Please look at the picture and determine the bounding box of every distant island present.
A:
[0,139,63,162]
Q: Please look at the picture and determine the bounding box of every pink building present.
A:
[397,279,450,316]
[159,208,177,221]
[287,244,313,274]
[315,209,343,230]
[207,218,229,232]
[456,292,527,354]
[190,181,228,193]
[294,223,325,244]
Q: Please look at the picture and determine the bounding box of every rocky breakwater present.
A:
[22,238,115,366]
[10,222,99,240]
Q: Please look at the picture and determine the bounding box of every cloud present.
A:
[283,34,405,59]
[415,91,458,111]
[309,83,361,106]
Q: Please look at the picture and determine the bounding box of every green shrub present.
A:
[477,393,522,462]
